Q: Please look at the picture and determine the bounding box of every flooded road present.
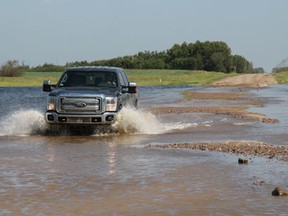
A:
[0,86,288,215]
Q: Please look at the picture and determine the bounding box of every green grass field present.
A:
[0,72,62,87]
[273,71,288,84]
[0,69,286,87]
[126,69,238,86]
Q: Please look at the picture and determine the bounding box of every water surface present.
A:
[0,85,287,215]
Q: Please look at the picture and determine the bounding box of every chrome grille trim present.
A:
[58,96,101,114]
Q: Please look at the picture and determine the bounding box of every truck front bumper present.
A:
[45,112,117,125]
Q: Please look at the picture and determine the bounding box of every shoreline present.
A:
[148,81,288,161]
[147,141,288,162]
[151,88,278,123]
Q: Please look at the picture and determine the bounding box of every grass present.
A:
[272,71,288,84]
[0,72,62,87]
[126,69,238,86]
[1,69,277,87]
[0,70,236,87]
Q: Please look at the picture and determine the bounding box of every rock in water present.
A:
[238,158,248,164]
[272,187,288,196]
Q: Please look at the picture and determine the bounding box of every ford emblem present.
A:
[73,101,87,108]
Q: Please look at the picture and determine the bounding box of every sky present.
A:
[0,0,287,72]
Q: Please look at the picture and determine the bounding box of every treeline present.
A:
[89,41,255,73]
[272,67,288,73]
[9,41,264,75]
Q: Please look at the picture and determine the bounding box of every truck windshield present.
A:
[58,71,118,88]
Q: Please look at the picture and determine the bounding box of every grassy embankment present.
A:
[0,72,62,87]
[1,69,287,87]
[126,69,238,86]
[0,70,237,87]
[273,71,288,84]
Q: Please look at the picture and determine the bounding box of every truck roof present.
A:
[66,66,124,73]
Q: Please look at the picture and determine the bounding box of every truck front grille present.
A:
[58,97,101,114]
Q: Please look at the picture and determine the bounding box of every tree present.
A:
[232,55,253,73]
[202,41,232,72]
[253,67,265,73]
[27,40,255,73]
[28,63,65,72]
[0,60,23,77]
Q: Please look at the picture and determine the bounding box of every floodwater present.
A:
[0,85,288,215]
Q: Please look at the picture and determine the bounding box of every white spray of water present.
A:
[163,122,199,131]
[0,109,47,136]
[0,108,201,136]
[112,107,207,135]
[113,107,165,135]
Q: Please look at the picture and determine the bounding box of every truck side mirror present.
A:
[128,82,137,94]
[43,80,52,92]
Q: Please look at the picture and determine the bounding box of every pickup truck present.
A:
[43,66,138,125]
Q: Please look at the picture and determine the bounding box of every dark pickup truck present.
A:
[43,66,138,125]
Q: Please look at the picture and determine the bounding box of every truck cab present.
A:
[43,66,138,125]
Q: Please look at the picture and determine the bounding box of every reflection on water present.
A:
[248,85,288,138]
[0,86,288,215]
[47,143,56,163]
[0,135,287,215]
[108,142,116,175]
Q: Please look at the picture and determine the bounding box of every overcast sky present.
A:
[0,0,287,72]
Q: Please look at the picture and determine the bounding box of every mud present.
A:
[151,89,278,123]
[152,105,278,123]
[212,74,277,87]
[149,86,286,161]
[147,141,288,161]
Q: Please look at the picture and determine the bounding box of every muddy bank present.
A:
[149,83,285,160]
[151,90,278,123]
[212,74,277,88]
[182,91,253,101]
[147,141,288,161]
[151,105,278,123]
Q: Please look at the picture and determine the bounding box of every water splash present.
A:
[163,122,199,131]
[112,107,165,135]
[112,107,208,135]
[0,108,201,136]
[0,109,47,136]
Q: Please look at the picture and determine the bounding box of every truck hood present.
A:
[48,87,119,97]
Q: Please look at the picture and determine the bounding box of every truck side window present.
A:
[120,70,129,86]
[118,72,126,86]
[59,73,68,86]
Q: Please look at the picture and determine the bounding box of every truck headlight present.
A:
[47,96,56,111]
[106,97,117,111]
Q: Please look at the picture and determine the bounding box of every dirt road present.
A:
[212,73,277,87]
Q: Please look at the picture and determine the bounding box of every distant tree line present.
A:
[80,41,255,73]
[29,63,65,73]
[272,67,288,73]
[2,41,265,77]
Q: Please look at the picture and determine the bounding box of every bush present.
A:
[0,60,23,77]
